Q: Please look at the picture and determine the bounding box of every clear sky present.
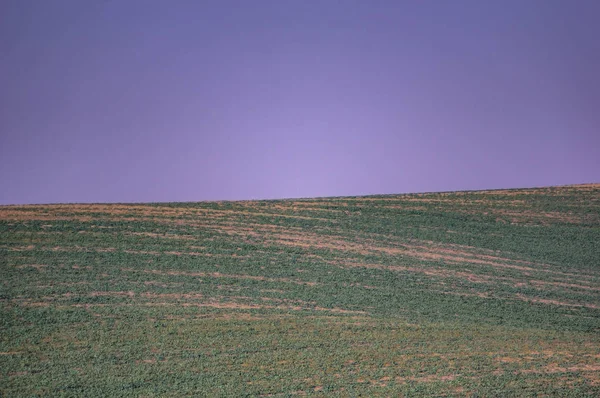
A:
[1,0,599,204]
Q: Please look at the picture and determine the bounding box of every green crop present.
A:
[1,184,599,396]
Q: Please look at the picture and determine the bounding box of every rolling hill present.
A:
[1,184,599,396]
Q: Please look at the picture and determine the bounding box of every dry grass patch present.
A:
[126,232,199,241]
[265,231,561,277]
[514,294,600,310]
[121,268,319,287]
[16,264,47,270]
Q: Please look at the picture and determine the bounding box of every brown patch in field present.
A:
[104,205,331,222]
[1,203,338,227]
[187,207,333,222]
[528,280,600,292]
[274,231,591,281]
[41,204,189,218]
[485,209,589,225]
[123,249,161,255]
[90,291,135,298]
[141,292,204,299]
[388,197,514,205]
[205,222,307,239]
[269,203,344,214]
[1,184,594,217]
[395,374,458,384]
[164,250,209,256]
[304,200,348,207]
[16,264,47,270]
[449,385,466,395]
[8,371,29,377]
[19,301,50,307]
[182,302,266,310]
[379,205,432,212]
[370,193,596,224]
[143,281,184,288]
[497,356,524,363]
[120,248,246,259]
[141,295,366,314]
[437,290,492,299]
[586,377,600,386]
[29,246,118,254]
[208,224,260,238]
[520,364,600,375]
[125,268,319,287]
[260,390,309,397]
[260,289,285,294]
[0,209,95,222]
[440,288,600,309]
[476,189,543,196]
[342,196,412,202]
[269,232,375,254]
[136,359,158,364]
[334,259,492,284]
[127,232,198,240]
[515,294,600,309]
[403,243,547,270]
[70,303,109,309]
[5,245,35,251]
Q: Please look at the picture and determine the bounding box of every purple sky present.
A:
[1,0,599,205]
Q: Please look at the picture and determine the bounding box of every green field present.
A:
[1,184,599,396]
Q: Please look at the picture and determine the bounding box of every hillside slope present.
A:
[1,184,599,396]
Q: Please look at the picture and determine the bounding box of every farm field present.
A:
[1,183,599,396]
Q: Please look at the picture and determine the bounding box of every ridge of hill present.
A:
[1,184,599,396]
